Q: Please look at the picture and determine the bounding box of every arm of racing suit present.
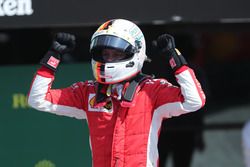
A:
[152,33,205,118]
[154,65,206,118]
[27,66,86,119]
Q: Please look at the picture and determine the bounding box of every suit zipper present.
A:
[115,158,119,167]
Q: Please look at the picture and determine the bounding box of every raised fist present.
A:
[40,32,76,72]
[51,33,76,54]
[152,34,175,53]
[153,34,187,71]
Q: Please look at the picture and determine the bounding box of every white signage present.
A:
[0,0,33,16]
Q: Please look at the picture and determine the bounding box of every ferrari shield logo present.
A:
[88,93,113,113]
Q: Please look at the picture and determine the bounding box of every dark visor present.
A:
[90,35,136,62]
[90,35,136,54]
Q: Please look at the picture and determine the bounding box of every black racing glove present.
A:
[152,34,187,71]
[40,32,76,71]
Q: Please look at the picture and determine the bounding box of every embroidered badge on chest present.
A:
[88,93,113,113]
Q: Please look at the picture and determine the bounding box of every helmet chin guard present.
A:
[90,19,147,84]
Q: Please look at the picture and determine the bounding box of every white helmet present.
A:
[90,19,147,84]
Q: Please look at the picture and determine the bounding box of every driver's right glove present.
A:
[40,32,76,72]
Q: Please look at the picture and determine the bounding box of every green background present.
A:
[0,63,93,167]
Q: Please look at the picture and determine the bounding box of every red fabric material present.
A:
[37,66,55,78]
[174,65,189,75]
[28,66,206,167]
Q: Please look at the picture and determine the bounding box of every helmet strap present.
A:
[94,83,109,107]
[123,73,152,102]
[94,73,153,107]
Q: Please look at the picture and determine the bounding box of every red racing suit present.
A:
[28,65,205,167]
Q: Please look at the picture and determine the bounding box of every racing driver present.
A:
[28,19,206,167]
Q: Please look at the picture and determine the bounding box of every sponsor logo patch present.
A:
[47,56,60,69]
[169,57,176,68]
[88,93,113,113]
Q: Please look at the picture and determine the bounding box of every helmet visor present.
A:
[90,35,136,62]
